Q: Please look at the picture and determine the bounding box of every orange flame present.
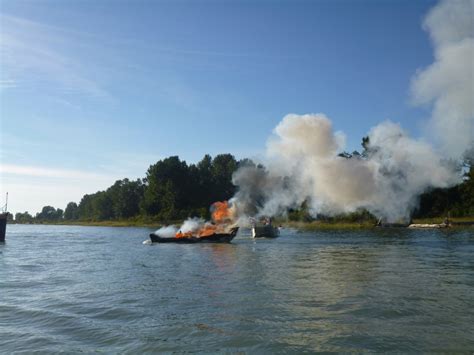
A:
[197,224,218,237]
[175,231,194,239]
[175,224,218,238]
[175,200,233,239]
[211,201,232,224]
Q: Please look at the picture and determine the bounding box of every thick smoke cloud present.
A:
[411,0,474,159]
[155,225,178,238]
[180,217,205,234]
[231,1,471,223]
[233,114,459,223]
[155,218,205,238]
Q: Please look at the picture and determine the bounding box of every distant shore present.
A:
[283,216,474,230]
[9,216,474,230]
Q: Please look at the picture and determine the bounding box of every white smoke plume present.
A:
[154,225,178,238]
[233,114,460,223]
[154,218,206,238]
[180,217,205,234]
[231,1,471,223]
[411,0,474,159]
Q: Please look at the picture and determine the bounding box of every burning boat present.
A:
[149,201,239,244]
[149,227,238,243]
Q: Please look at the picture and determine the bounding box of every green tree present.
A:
[195,154,214,209]
[211,154,238,202]
[415,162,473,218]
[455,164,474,215]
[78,194,94,220]
[141,156,190,219]
[56,208,64,220]
[36,206,63,221]
[361,136,370,157]
[92,191,114,221]
[108,179,144,219]
[64,202,79,220]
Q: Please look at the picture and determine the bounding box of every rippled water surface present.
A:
[1,225,473,352]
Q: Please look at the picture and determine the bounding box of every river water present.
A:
[1,224,473,352]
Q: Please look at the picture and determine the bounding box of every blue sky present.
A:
[1,0,438,214]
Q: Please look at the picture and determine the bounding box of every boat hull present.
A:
[0,213,8,243]
[251,225,279,238]
[149,227,238,244]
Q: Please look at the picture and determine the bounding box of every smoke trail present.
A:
[411,0,474,159]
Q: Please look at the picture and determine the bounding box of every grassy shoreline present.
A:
[10,216,474,230]
[283,216,474,231]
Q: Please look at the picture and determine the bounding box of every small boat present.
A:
[375,218,410,228]
[0,193,8,243]
[376,222,410,228]
[251,224,280,238]
[149,227,239,244]
[0,213,8,243]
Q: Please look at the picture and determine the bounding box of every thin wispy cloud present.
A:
[0,164,113,181]
[0,164,125,214]
[0,14,111,99]
[0,79,17,89]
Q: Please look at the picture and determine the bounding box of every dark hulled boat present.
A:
[251,224,280,238]
[149,227,239,244]
[0,213,8,243]
[1,193,8,242]
[375,222,410,228]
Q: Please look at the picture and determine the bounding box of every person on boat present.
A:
[176,230,193,238]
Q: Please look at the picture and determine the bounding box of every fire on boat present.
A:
[149,227,239,243]
[149,201,239,244]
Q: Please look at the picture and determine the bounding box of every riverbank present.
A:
[282,220,376,230]
[10,216,474,230]
[283,216,474,231]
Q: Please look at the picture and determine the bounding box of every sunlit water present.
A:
[1,225,473,352]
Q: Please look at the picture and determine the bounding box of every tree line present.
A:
[13,149,474,224]
[16,154,242,223]
[335,138,474,220]
[414,162,474,218]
